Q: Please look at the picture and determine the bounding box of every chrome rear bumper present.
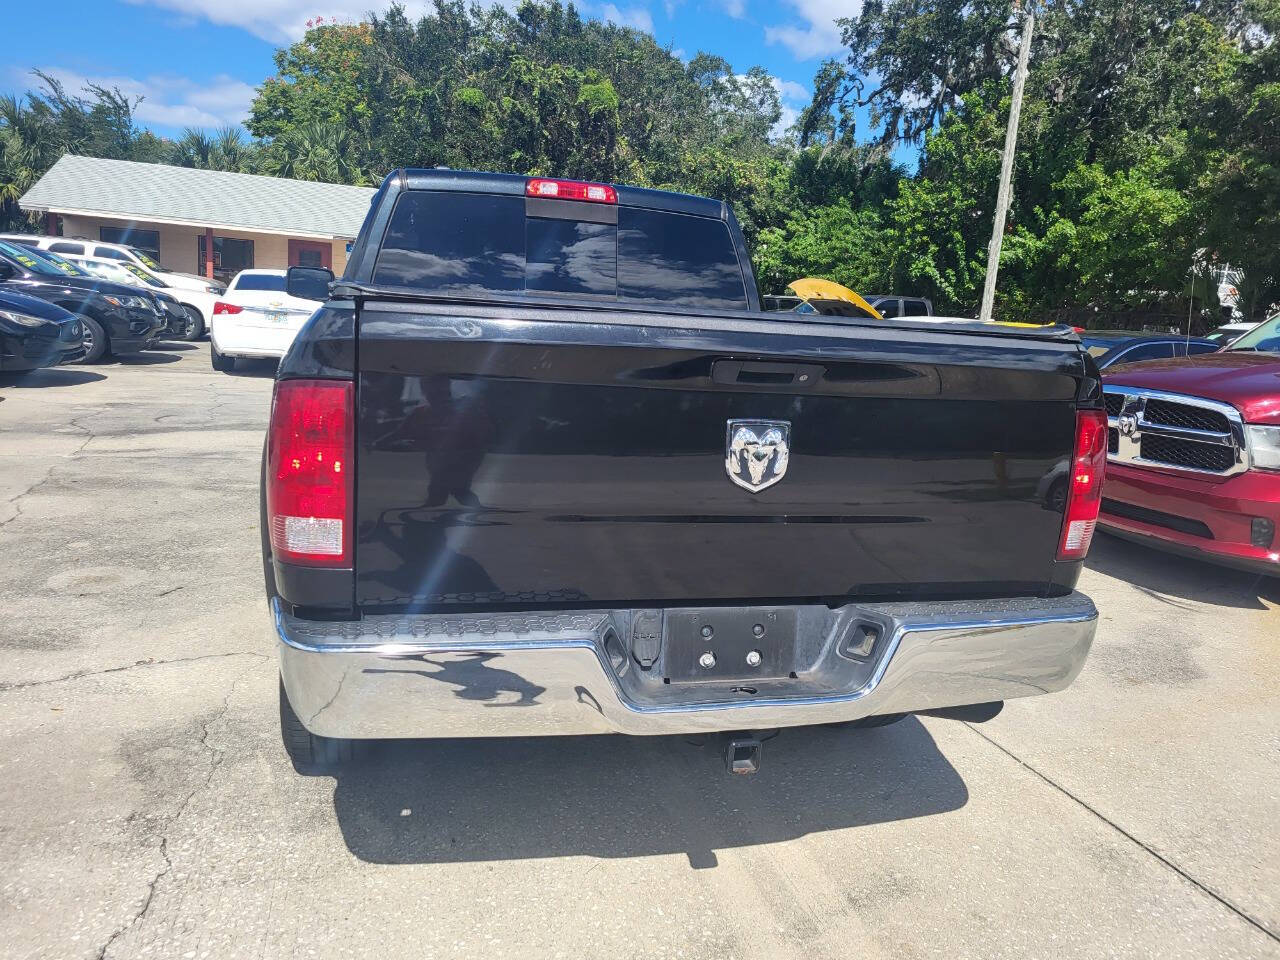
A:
[276,593,1097,738]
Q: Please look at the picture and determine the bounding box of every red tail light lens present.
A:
[525,178,617,204]
[213,301,242,314]
[266,379,354,567]
[1058,408,1108,560]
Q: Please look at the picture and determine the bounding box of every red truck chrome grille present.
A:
[1103,387,1247,478]
[1141,398,1232,434]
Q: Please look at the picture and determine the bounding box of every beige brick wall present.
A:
[55,216,349,277]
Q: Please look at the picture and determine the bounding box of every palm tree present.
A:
[0,93,63,229]
[213,126,252,172]
[263,122,366,184]
[169,127,215,168]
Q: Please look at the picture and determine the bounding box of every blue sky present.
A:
[3,0,850,139]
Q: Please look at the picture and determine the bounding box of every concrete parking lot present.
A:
[1,343,1277,960]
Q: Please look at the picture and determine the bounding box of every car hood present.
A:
[18,272,154,301]
[1104,352,1280,424]
[0,285,77,323]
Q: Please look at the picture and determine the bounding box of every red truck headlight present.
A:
[1246,425,1280,471]
[1058,409,1108,560]
[266,379,354,567]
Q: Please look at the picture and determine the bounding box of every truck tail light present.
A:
[213,301,242,314]
[266,379,354,567]
[526,177,617,204]
[1058,409,1108,560]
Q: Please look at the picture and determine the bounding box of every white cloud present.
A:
[598,3,655,33]
[720,0,747,17]
[764,0,852,60]
[773,77,811,103]
[25,67,255,130]
[771,76,810,138]
[128,0,649,47]
[120,0,434,43]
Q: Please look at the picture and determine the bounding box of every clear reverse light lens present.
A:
[271,515,344,557]
[1247,425,1280,471]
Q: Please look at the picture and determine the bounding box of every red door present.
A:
[288,239,333,270]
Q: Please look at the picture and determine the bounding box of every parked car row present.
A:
[0,233,224,338]
[0,233,326,375]
[0,239,168,365]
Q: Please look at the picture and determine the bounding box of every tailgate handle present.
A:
[712,360,825,388]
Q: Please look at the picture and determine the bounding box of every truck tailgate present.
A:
[354,304,1084,609]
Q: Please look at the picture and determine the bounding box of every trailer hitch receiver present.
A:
[724,735,762,775]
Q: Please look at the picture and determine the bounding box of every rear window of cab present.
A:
[372,190,748,310]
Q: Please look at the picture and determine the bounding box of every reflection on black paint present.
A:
[618,207,746,308]
[374,192,525,292]
[526,218,617,296]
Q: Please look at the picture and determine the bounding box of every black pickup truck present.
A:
[265,169,1104,774]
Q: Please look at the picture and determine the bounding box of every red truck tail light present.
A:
[213,301,242,314]
[525,178,617,204]
[1058,408,1108,560]
[266,379,354,568]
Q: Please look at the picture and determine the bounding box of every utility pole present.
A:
[978,4,1034,322]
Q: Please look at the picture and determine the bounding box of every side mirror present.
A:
[286,265,334,302]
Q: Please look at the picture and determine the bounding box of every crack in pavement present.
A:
[94,659,263,960]
[0,413,98,531]
[0,651,269,692]
[965,722,1280,945]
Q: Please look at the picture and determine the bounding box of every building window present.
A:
[197,235,255,282]
[100,227,160,261]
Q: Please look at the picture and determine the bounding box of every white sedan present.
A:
[209,270,322,372]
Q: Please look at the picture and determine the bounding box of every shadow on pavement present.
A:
[153,341,200,351]
[332,718,967,868]
[225,358,279,378]
[112,351,182,365]
[1087,532,1278,608]
[0,368,107,388]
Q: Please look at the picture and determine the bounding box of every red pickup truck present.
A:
[1100,315,1280,575]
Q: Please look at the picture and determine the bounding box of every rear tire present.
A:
[279,678,358,773]
[77,315,109,364]
[210,341,235,372]
[181,307,205,341]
